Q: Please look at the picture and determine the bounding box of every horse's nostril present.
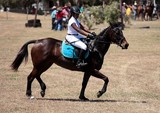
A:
[125,44,129,49]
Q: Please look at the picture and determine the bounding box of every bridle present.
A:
[111,27,125,46]
[94,26,125,46]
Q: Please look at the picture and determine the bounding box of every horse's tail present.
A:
[11,40,36,71]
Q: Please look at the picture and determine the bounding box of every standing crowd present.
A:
[122,1,158,24]
[122,1,138,25]
[51,3,85,31]
[51,4,70,31]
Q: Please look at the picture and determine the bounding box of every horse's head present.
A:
[108,22,129,49]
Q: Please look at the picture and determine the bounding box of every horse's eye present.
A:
[113,28,119,34]
[115,30,119,34]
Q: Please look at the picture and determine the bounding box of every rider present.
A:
[65,6,95,68]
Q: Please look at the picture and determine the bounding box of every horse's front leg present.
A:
[79,72,91,101]
[92,69,109,98]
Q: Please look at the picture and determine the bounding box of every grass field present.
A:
[0,12,160,113]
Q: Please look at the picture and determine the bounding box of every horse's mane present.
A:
[98,28,108,36]
[98,22,123,37]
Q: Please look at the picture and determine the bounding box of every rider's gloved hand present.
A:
[91,32,96,36]
[87,33,94,39]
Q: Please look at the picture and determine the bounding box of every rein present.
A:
[94,27,114,45]
[97,26,124,46]
[95,40,113,44]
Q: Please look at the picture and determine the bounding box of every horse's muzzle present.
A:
[121,41,129,49]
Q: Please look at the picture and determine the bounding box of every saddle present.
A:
[61,39,90,59]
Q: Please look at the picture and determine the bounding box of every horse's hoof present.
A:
[26,91,32,97]
[40,91,45,97]
[79,96,89,101]
[30,95,35,100]
[97,91,103,98]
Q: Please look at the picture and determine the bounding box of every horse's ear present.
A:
[109,22,116,29]
[119,26,123,30]
[117,22,125,30]
[109,21,113,27]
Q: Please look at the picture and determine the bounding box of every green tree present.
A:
[104,1,120,23]
[0,0,34,8]
[156,0,160,3]
[79,1,121,29]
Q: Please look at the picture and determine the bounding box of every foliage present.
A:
[0,0,120,8]
[0,0,32,7]
[90,6,105,24]
[103,1,120,23]
[79,10,93,30]
[79,1,120,29]
[156,0,160,4]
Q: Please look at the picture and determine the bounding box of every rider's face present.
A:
[74,13,79,19]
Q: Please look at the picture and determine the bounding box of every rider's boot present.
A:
[76,49,87,68]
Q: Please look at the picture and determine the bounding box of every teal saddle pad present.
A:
[61,40,89,59]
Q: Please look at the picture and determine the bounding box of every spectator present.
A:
[62,4,70,19]
[51,6,57,30]
[62,5,70,29]
[80,4,85,13]
[55,7,65,31]
[122,2,126,21]
[126,5,132,25]
[132,1,137,20]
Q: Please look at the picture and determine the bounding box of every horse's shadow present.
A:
[36,98,147,103]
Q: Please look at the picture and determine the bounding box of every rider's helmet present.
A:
[70,6,80,14]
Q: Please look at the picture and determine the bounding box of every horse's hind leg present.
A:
[26,68,46,98]
[26,68,37,97]
[36,76,46,97]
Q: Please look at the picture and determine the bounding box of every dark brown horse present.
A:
[144,4,154,21]
[137,5,145,21]
[11,23,129,101]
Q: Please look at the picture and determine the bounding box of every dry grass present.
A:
[0,12,160,113]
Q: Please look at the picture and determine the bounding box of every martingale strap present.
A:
[67,34,78,36]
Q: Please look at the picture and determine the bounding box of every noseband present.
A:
[105,27,125,46]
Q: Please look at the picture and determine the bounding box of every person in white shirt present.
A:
[65,6,96,68]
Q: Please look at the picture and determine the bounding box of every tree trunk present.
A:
[119,0,123,24]
[33,0,39,27]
